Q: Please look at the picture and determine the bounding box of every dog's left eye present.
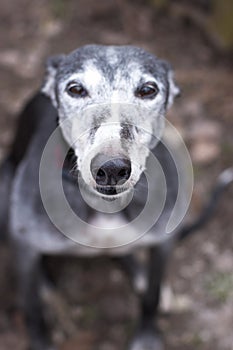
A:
[135,82,159,99]
[66,82,88,98]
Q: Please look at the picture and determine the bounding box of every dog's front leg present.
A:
[14,245,56,350]
[129,243,173,350]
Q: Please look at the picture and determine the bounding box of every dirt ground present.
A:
[0,1,232,349]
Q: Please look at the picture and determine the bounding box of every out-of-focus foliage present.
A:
[148,0,169,10]
[147,0,233,50]
[211,0,233,49]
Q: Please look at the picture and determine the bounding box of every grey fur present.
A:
[42,45,179,194]
[1,45,182,350]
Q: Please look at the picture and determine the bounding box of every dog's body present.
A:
[1,45,192,350]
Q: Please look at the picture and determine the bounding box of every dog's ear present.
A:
[160,60,180,109]
[41,54,65,107]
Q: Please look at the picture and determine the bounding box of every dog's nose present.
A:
[91,154,131,187]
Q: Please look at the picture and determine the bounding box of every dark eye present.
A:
[135,82,159,99]
[66,82,88,98]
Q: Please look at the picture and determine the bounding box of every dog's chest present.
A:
[85,212,133,247]
[10,160,161,255]
[9,158,142,254]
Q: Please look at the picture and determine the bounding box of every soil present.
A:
[0,1,232,349]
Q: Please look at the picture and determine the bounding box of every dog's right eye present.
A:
[135,82,159,99]
[66,82,88,98]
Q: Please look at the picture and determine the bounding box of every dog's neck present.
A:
[62,147,77,182]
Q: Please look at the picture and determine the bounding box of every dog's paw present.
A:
[128,330,164,350]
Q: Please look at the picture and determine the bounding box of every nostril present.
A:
[91,154,131,189]
[118,168,127,178]
[94,168,107,185]
[118,167,130,179]
[97,168,106,178]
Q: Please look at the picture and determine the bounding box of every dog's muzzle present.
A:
[90,154,131,196]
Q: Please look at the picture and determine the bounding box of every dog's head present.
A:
[42,45,179,198]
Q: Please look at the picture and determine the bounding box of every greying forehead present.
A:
[56,45,169,84]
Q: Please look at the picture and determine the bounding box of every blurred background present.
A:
[0,0,232,349]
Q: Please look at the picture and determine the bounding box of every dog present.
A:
[0,44,232,350]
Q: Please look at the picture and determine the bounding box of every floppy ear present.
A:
[41,54,65,107]
[167,70,180,108]
[160,60,180,109]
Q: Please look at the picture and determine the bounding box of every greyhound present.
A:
[0,45,232,350]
